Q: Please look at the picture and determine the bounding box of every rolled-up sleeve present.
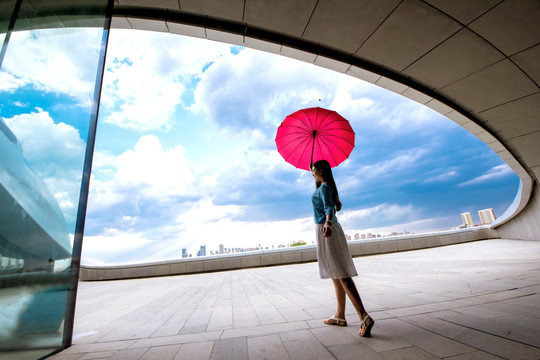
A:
[321,184,335,217]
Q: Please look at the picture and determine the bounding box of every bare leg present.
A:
[338,278,367,319]
[339,277,374,336]
[332,278,346,319]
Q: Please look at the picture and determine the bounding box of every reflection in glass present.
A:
[0,0,109,357]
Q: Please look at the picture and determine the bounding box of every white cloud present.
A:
[347,216,456,236]
[116,135,193,196]
[81,229,153,266]
[3,108,85,164]
[423,170,458,183]
[3,109,85,220]
[100,30,232,132]
[331,76,375,113]
[379,102,437,131]
[192,47,341,132]
[87,134,194,212]
[340,203,414,225]
[356,148,428,179]
[0,71,25,92]
[2,29,103,108]
[458,164,514,187]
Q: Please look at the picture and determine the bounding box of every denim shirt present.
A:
[312,183,336,224]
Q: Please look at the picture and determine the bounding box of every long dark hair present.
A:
[311,160,342,211]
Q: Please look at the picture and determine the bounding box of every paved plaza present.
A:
[50,239,540,359]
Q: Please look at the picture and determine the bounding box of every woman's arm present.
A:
[321,185,334,236]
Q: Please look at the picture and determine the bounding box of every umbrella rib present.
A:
[317,132,355,164]
[318,129,355,147]
[281,136,312,166]
[288,112,315,133]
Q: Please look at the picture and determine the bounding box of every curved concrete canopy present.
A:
[111,0,539,228]
[5,0,535,228]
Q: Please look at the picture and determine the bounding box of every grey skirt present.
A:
[316,221,358,279]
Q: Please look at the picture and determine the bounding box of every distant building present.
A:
[181,248,188,258]
[197,245,206,257]
[461,212,474,227]
[219,244,224,254]
[478,208,496,225]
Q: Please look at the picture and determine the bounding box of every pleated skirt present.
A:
[316,221,358,279]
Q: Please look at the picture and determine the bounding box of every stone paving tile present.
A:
[172,340,214,360]
[48,239,540,360]
[47,354,85,360]
[123,321,165,340]
[179,307,213,334]
[174,341,214,360]
[96,321,146,342]
[283,337,336,360]
[502,291,540,308]
[221,321,309,339]
[435,309,540,348]
[253,305,287,325]
[310,326,360,347]
[78,351,116,359]
[377,317,475,358]
[56,341,136,355]
[406,313,540,359]
[247,334,291,360]
[210,337,248,360]
[278,329,314,343]
[328,341,385,360]
[304,306,334,319]
[380,346,439,360]
[232,306,260,328]
[444,350,505,360]
[482,300,540,323]
[206,305,233,331]
[108,348,147,360]
[138,344,181,360]
[278,306,314,322]
[341,324,411,354]
[384,300,461,318]
[128,331,221,349]
[151,322,185,337]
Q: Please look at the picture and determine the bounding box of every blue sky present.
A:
[0,28,519,265]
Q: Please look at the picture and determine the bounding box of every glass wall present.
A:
[0,0,110,358]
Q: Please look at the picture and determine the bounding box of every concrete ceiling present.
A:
[110,0,538,225]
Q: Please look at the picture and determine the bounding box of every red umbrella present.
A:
[275,107,355,170]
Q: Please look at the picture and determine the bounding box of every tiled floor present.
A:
[50,239,540,359]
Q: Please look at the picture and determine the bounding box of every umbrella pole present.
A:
[310,130,316,169]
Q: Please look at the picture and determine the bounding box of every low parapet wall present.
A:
[80,227,495,281]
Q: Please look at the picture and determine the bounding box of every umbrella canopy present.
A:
[275,107,355,170]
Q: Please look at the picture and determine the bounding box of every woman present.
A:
[310,159,374,337]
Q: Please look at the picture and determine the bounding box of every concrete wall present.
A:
[495,183,540,241]
[80,227,494,281]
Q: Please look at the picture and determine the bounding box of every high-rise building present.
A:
[197,245,207,257]
[478,208,496,225]
[461,212,474,227]
[182,248,188,258]
[219,244,224,254]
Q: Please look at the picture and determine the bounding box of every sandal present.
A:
[358,314,374,337]
[323,316,347,327]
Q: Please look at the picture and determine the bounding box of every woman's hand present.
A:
[324,220,333,237]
